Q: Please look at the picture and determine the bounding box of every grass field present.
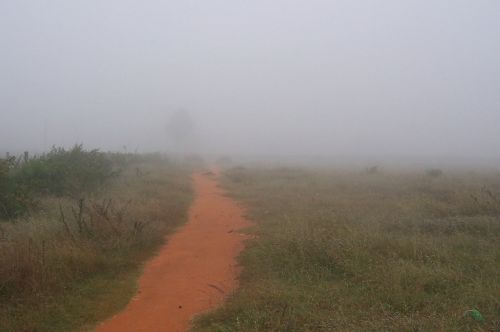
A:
[0,156,193,331]
[194,166,500,331]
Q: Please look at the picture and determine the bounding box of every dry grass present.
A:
[0,158,193,332]
[194,166,500,331]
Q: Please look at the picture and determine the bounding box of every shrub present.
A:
[0,158,32,218]
[1,145,118,220]
[14,145,117,197]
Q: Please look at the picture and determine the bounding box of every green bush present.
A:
[14,145,117,197]
[1,145,118,219]
[0,158,32,218]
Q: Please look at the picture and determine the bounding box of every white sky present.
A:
[1,1,499,162]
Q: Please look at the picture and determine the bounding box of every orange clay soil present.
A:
[96,171,252,332]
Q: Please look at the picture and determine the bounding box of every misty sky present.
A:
[1,1,499,160]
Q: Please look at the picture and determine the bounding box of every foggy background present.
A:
[1,1,499,164]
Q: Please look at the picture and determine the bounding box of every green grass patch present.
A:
[194,166,500,331]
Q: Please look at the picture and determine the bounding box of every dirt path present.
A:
[96,171,252,332]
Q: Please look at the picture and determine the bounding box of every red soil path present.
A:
[96,171,252,332]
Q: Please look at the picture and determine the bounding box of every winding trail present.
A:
[96,171,252,332]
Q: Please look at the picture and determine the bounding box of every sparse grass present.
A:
[194,166,500,331]
[0,157,193,332]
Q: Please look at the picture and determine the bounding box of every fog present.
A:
[1,1,499,165]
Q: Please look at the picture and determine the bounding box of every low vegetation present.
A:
[195,166,500,331]
[0,147,193,331]
[0,145,118,219]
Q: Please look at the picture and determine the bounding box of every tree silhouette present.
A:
[166,109,195,151]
